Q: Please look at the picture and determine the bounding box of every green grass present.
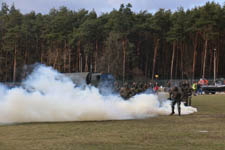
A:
[0,95,225,150]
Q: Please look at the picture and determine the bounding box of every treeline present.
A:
[0,2,225,82]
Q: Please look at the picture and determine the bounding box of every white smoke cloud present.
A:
[0,64,197,124]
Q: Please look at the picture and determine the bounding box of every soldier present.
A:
[130,82,137,97]
[143,83,148,91]
[169,86,183,116]
[180,80,192,106]
[187,87,193,106]
[135,82,141,94]
[120,82,129,100]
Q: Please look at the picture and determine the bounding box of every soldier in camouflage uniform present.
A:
[169,86,183,116]
[186,83,193,106]
[180,80,192,106]
[120,82,129,100]
[143,83,148,92]
[129,82,138,97]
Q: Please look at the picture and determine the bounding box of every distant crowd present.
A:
[192,78,208,95]
[114,77,225,100]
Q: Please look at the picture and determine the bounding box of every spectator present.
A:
[204,78,208,85]
[198,79,205,95]
[192,82,197,96]
[153,83,159,94]
[198,78,204,85]
[197,83,202,95]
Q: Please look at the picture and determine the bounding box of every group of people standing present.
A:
[117,81,159,99]
[192,78,208,95]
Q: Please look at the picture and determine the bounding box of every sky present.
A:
[1,0,225,15]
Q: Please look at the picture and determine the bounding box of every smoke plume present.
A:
[0,65,197,124]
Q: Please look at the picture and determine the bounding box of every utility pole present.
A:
[214,48,216,85]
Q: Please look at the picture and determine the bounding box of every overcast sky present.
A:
[2,0,225,15]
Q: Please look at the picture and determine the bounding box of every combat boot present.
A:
[170,112,175,115]
[170,106,175,115]
[178,107,181,116]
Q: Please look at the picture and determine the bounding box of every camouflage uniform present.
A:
[120,83,129,100]
[169,86,183,116]
[138,82,144,93]
[180,80,192,106]
[186,87,193,106]
[129,82,137,97]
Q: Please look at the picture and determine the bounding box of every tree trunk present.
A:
[175,45,179,79]
[192,33,198,80]
[107,64,110,73]
[94,40,98,73]
[63,41,67,72]
[170,41,176,80]
[5,52,8,81]
[145,54,149,77]
[77,40,81,72]
[53,49,59,69]
[24,49,28,65]
[68,48,71,72]
[164,43,169,79]
[152,39,160,80]
[202,39,208,78]
[13,43,17,82]
[122,39,126,83]
[216,48,219,77]
[85,55,88,72]
[24,39,28,65]
[40,42,44,63]
[47,48,50,65]
[180,42,184,79]
[208,48,213,78]
[136,41,140,56]
[80,53,83,72]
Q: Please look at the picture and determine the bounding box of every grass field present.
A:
[0,94,225,150]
